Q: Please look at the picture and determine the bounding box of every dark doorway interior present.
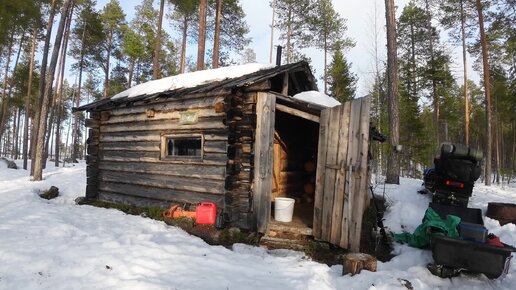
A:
[270,110,319,231]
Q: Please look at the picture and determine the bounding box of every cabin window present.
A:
[161,134,203,160]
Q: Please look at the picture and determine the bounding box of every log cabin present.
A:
[74,61,371,251]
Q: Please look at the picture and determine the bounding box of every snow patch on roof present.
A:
[292,91,341,107]
[111,63,275,100]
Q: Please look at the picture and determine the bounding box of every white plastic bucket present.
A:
[274,197,295,222]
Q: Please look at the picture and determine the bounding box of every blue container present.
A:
[459,222,487,243]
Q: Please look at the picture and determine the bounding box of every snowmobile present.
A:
[420,143,483,207]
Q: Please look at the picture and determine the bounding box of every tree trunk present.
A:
[409,20,416,97]
[0,33,14,144]
[33,0,73,181]
[45,5,74,168]
[197,0,207,70]
[128,59,134,87]
[269,0,276,63]
[180,16,188,73]
[13,108,21,159]
[475,0,492,186]
[54,8,73,166]
[286,7,292,64]
[10,109,17,158]
[23,30,37,170]
[32,0,57,176]
[460,0,470,145]
[212,0,222,68]
[385,0,400,184]
[153,0,165,79]
[72,14,86,162]
[103,30,113,98]
[424,0,439,146]
[494,94,500,184]
[0,31,24,151]
[323,33,328,95]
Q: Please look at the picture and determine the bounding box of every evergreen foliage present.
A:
[327,48,356,103]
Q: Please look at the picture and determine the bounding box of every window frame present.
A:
[160,133,204,161]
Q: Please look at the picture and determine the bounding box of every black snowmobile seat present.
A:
[432,143,483,198]
[434,143,482,183]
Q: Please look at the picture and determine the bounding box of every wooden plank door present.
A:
[313,97,370,251]
[253,92,276,233]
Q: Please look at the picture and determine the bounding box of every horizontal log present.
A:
[98,182,224,205]
[87,146,99,155]
[101,150,160,160]
[100,130,228,143]
[100,141,160,152]
[85,118,100,128]
[203,140,228,154]
[88,128,100,138]
[105,95,226,117]
[98,160,225,180]
[102,107,225,125]
[276,103,320,123]
[100,116,227,133]
[99,170,225,194]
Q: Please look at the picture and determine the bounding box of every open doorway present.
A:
[270,110,320,232]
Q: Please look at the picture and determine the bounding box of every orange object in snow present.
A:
[163,205,196,219]
[196,202,217,225]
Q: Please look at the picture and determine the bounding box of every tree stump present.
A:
[342,253,377,276]
[39,186,59,200]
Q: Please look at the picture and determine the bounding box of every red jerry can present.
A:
[196,202,217,225]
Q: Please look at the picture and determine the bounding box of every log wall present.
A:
[224,91,258,229]
[85,94,229,209]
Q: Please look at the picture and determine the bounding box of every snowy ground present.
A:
[1,161,515,290]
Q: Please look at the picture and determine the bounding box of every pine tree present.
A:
[211,0,250,66]
[274,0,311,64]
[327,48,356,103]
[475,0,493,185]
[385,0,400,184]
[307,0,353,94]
[153,0,166,79]
[33,0,74,181]
[169,0,198,73]
[197,0,207,70]
[100,0,126,98]
[439,0,477,145]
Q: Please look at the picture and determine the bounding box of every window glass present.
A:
[165,136,202,158]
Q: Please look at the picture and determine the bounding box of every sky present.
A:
[91,0,478,98]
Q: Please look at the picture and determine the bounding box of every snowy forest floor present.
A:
[1,160,516,289]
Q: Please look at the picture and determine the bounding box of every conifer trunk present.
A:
[33,0,74,181]
[460,0,470,145]
[180,16,188,73]
[153,0,165,79]
[197,0,207,70]
[32,0,57,175]
[475,0,492,186]
[72,13,85,162]
[212,0,222,68]
[103,30,113,98]
[385,0,400,184]
[54,8,73,166]
[23,30,37,170]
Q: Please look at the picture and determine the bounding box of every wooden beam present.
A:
[276,103,320,123]
[253,92,276,233]
[281,72,289,96]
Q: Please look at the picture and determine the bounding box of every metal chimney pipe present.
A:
[276,45,282,66]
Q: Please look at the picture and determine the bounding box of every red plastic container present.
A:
[196,202,217,225]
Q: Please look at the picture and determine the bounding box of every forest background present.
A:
[0,0,514,184]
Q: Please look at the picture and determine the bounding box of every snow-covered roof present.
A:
[293,91,341,108]
[111,63,275,100]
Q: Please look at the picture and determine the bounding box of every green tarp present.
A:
[394,207,461,248]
